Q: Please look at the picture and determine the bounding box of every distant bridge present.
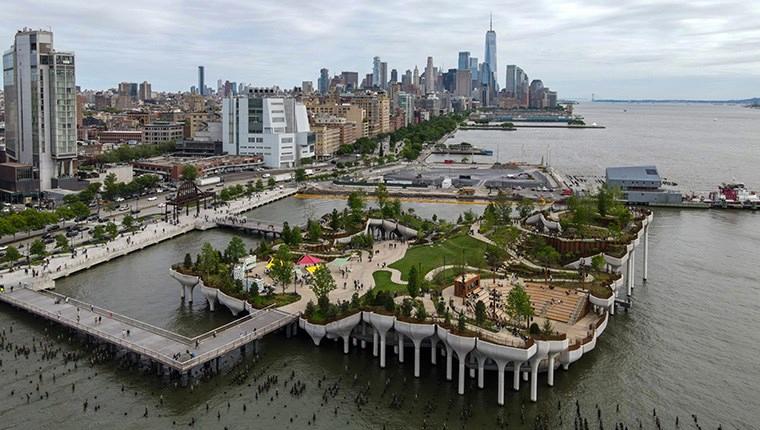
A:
[216,217,306,237]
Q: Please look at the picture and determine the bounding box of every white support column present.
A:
[412,339,422,377]
[630,248,636,291]
[513,361,523,391]
[547,354,556,387]
[477,356,485,389]
[379,332,387,368]
[626,255,633,296]
[342,336,350,354]
[430,337,438,365]
[398,334,404,363]
[445,345,453,381]
[457,354,467,395]
[643,226,649,281]
[373,330,379,357]
[497,361,507,405]
[529,359,540,402]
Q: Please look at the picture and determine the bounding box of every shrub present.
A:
[529,322,541,335]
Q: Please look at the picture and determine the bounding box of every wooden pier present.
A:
[0,287,298,374]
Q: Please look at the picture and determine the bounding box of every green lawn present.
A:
[389,233,488,281]
[371,271,408,295]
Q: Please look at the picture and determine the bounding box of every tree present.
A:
[254,179,264,192]
[568,196,595,227]
[518,199,534,219]
[505,285,534,329]
[198,242,221,275]
[280,222,292,245]
[267,177,276,188]
[103,173,119,199]
[54,234,70,252]
[407,266,420,298]
[311,265,336,302]
[414,300,427,321]
[535,244,560,268]
[347,191,366,223]
[225,236,247,263]
[307,219,322,242]
[541,318,554,335]
[183,253,193,269]
[375,183,389,209]
[400,299,414,318]
[4,246,21,264]
[105,222,118,239]
[475,300,487,326]
[92,225,107,243]
[30,239,47,257]
[329,209,342,231]
[290,227,303,246]
[180,164,199,182]
[68,202,90,219]
[457,311,466,332]
[270,245,294,294]
[122,214,135,231]
[294,168,307,183]
[591,254,606,272]
[485,245,507,272]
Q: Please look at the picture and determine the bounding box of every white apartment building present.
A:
[222,92,315,168]
[3,29,77,192]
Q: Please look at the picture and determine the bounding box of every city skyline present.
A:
[1,0,759,99]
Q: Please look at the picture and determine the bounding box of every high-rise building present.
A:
[412,66,420,87]
[455,69,472,97]
[397,92,414,126]
[2,29,77,193]
[301,81,314,94]
[442,69,457,93]
[484,15,497,87]
[517,69,529,106]
[318,68,329,95]
[402,70,412,86]
[198,66,205,96]
[505,65,517,96]
[380,62,388,89]
[139,81,152,101]
[424,56,434,94]
[469,57,479,82]
[529,80,545,108]
[372,57,381,87]
[341,71,359,91]
[390,69,398,84]
[458,51,470,70]
[222,89,315,168]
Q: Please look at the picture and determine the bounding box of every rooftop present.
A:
[605,165,660,182]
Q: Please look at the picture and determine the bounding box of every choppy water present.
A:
[1,103,759,429]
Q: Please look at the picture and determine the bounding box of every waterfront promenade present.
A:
[0,187,300,376]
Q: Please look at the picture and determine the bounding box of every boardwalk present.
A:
[0,287,297,373]
[216,217,305,236]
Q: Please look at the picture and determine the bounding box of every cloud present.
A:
[0,0,758,98]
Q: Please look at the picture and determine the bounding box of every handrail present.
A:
[37,289,194,345]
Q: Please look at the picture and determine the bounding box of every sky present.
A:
[1,0,759,99]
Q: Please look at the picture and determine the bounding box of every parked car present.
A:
[147,196,157,202]
[115,197,125,202]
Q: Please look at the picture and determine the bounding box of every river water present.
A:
[1,103,759,429]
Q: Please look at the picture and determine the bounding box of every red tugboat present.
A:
[709,182,760,209]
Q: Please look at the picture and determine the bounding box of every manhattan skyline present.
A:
[1,0,759,99]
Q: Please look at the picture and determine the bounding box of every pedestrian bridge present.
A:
[0,287,298,374]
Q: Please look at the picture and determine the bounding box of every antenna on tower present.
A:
[490,13,493,31]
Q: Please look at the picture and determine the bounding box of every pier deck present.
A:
[0,287,297,373]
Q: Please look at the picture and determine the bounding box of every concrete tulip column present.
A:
[513,361,523,391]
[368,313,395,368]
[447,333,476,395]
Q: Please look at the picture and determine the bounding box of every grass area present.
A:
[389,233,488,281]
[249,293,301,309]
[487,225,520,245]
[371,271,408,295]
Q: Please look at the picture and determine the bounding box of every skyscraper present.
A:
[458,51,470,70]
[341,71,359,91]
[198,66,205,96]
[372,56,381,87]
[469,57,479,82]
[505,65,517,96]
[390,69,398,84]
[139,81,152,101]
[424,56,434,94]
[318,68,329,95]
[3,29,77,193]
[484,14,497,86]
[413,66,420,87]
[380,62,388,89]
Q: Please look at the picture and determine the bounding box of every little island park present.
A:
[168,183,651,404]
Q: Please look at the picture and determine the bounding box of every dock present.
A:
[0,287,298,375]
[216,217,306,237]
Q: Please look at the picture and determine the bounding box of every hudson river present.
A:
[1,103,758,429]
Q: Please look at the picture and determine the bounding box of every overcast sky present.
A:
[2,0,759,99]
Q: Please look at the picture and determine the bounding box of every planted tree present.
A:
[505,284,534,329]
[180,164,199,182]
[306,219,322,242]
[30,239,47,257]
[475,300,487,326]
[407,266,420,298]
[270,245,294,294]
[4,246,21,264]
[311,264,336,304]
[225,236,247,263]
[54,234,70,252]
[122,214,135,231]
[105,222,118,239]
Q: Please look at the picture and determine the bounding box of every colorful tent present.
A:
[297,255,323,266]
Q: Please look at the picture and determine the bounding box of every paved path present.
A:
[0,286,295,372]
